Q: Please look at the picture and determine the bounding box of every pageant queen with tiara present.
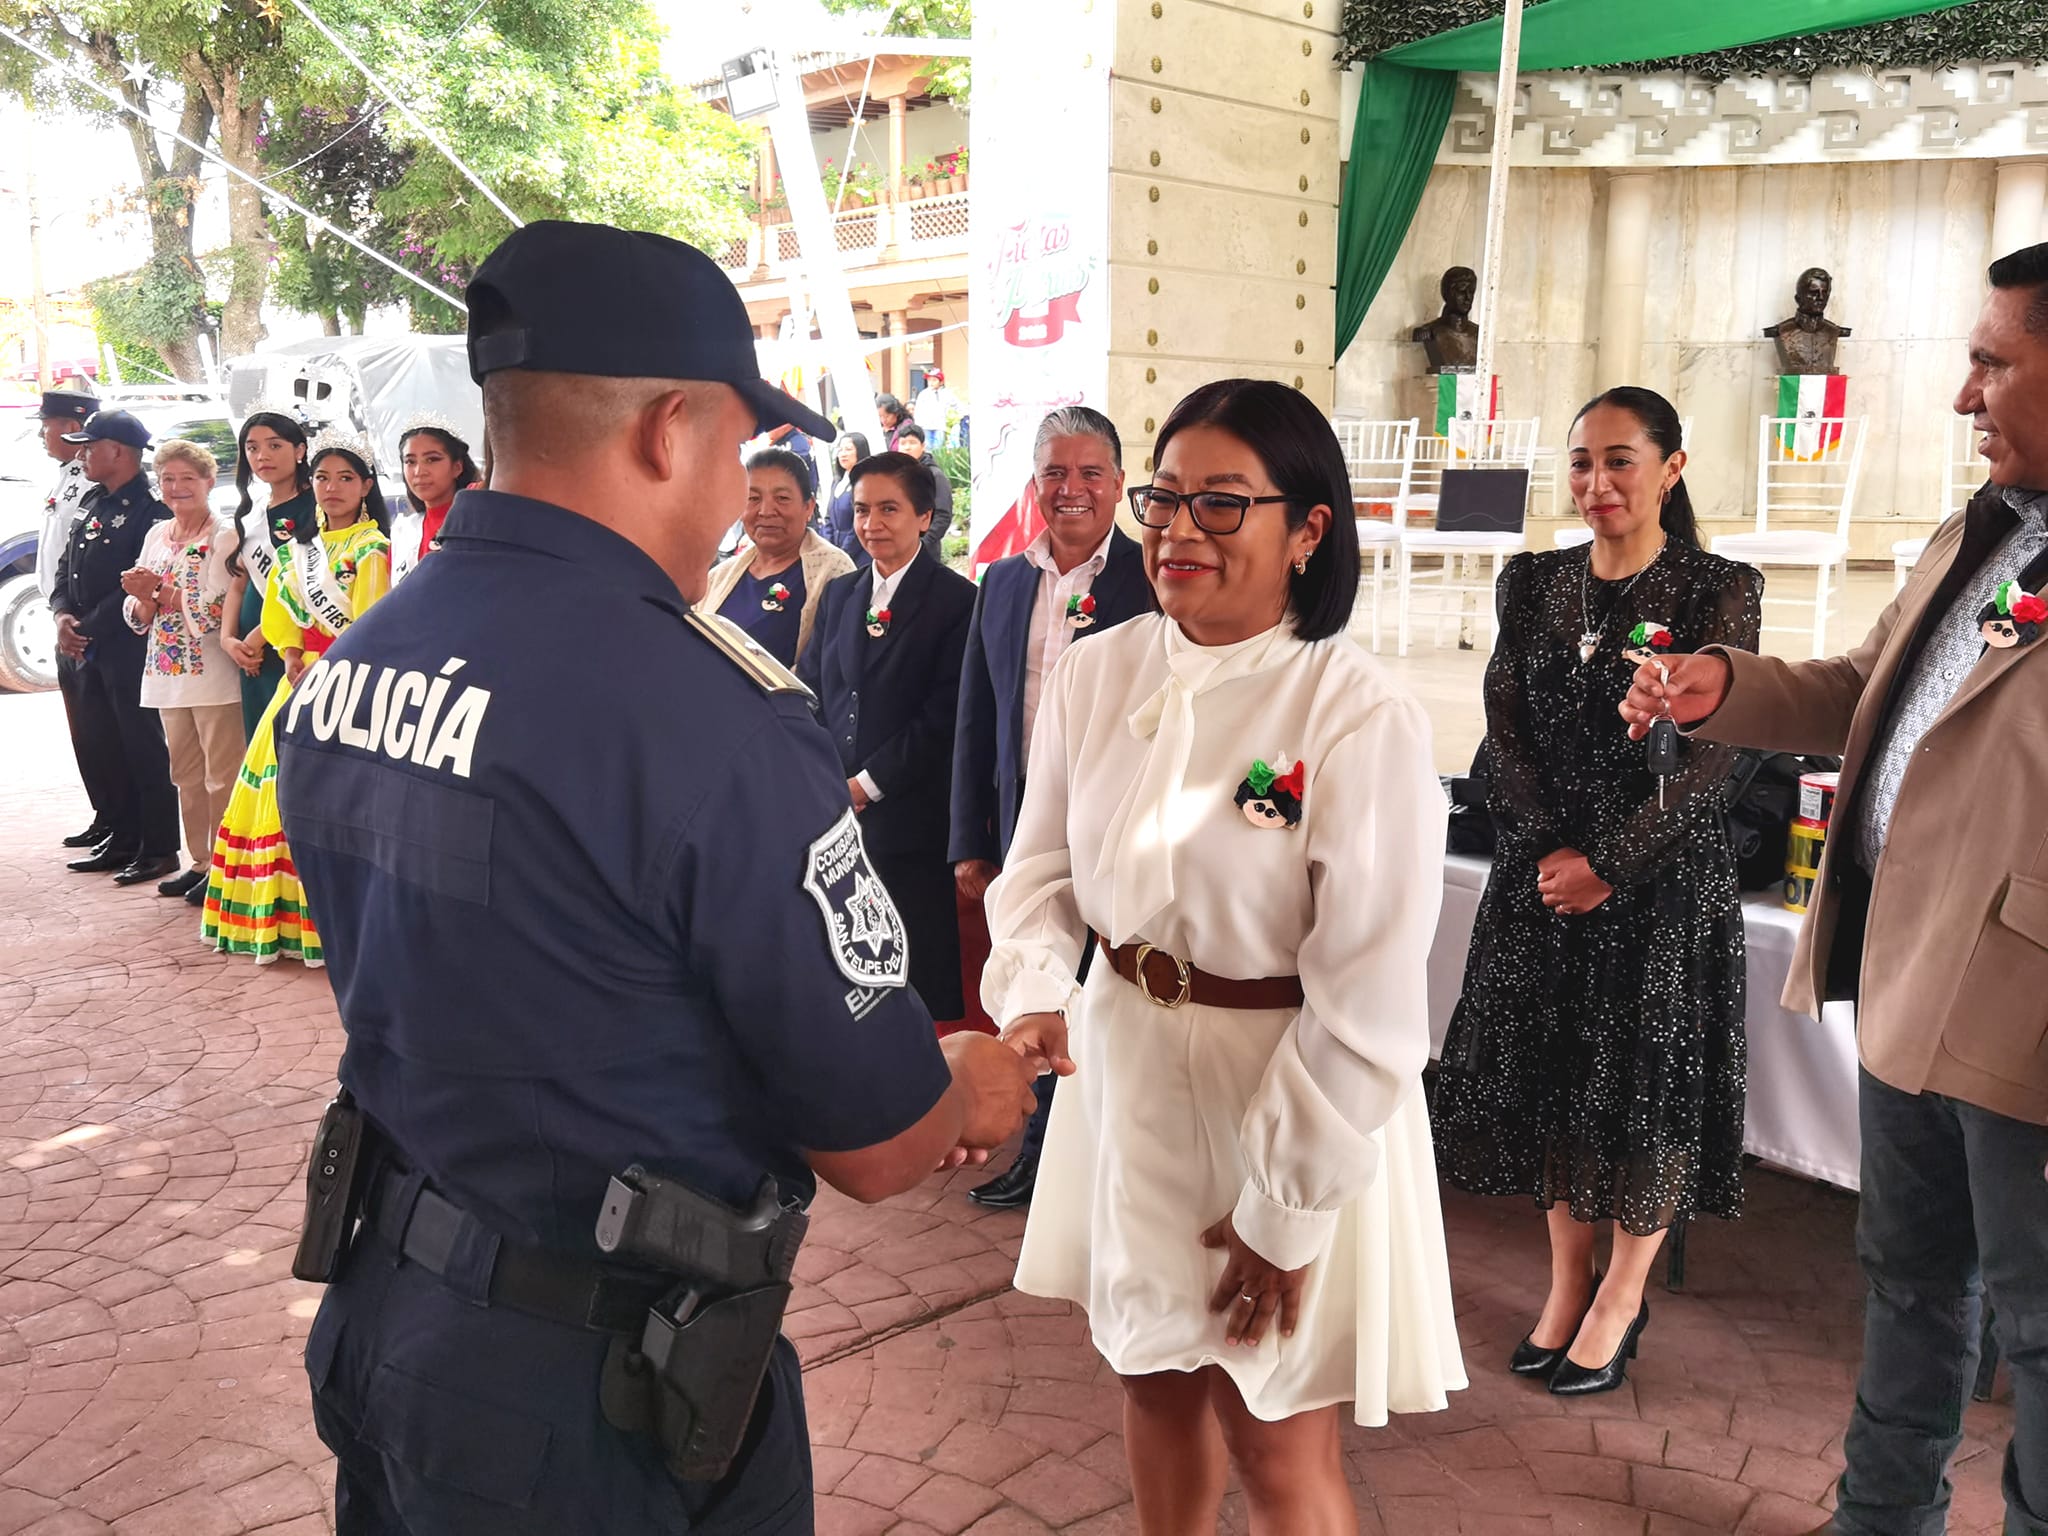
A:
[203,428,392,967]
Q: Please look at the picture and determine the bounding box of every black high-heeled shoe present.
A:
[1549,1299,1649,1396]
[1509,1272,1602,1378]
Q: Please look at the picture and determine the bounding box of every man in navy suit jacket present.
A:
[948,407,1155,1208]
[801,452,977,1021]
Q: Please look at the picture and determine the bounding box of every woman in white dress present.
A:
[983,379,1465,1532]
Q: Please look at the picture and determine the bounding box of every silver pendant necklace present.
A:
[1578,541,1665,664]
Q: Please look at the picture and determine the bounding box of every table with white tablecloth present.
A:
[1428,855,1863,1192]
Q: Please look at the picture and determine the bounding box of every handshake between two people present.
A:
[932,1012,1075,1174]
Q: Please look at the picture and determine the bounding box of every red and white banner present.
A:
[967,0,1112,574]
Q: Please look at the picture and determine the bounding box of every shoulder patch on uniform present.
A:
[686,608,813,699]
[801,809,910,992]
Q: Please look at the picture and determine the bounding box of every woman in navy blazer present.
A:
[822,432,871,565]
[800,451,976,1020]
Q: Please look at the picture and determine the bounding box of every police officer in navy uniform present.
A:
[50,410,182,883]
[274,220,1038,1534]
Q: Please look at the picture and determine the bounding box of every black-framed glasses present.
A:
[1127,486,1294,535]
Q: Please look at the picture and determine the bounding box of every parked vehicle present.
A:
[0,417,57,691]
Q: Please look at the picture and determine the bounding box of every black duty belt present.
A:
[364,1160,673,1334]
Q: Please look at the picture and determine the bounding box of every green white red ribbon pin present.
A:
[763,581,792,612]
[865,606,891,638]
[1979,580,2048,650]
[1067,592,1097,629]
[1234,756,1306,830]
[1622,619,1674,667]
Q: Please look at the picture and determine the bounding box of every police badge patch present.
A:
[802,809,910,992]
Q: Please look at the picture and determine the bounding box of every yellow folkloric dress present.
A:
[203,518,390,966]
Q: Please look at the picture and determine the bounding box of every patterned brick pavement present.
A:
[0,689,2018,1535]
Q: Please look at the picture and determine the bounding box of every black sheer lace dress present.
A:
[1432,541,1764,1235]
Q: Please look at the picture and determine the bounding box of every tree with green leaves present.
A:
[0,0,306,374]
[5,0,761,370]
[291,0,760,271]
[818,0,971,102]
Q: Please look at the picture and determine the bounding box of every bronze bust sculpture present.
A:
[1413,266,1480,374]
[1764,267,1851,376]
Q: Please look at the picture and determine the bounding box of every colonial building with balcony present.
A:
[701,52,971,406]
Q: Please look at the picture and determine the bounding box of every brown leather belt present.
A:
[1098,936,1305,1011]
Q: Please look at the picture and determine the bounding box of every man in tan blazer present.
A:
[1624,245,2048,1536]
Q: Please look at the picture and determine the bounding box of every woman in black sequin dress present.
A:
[1432,388,1762,1396]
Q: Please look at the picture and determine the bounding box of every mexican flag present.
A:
[1435,372,1498,441]
[1777,374,1848,460]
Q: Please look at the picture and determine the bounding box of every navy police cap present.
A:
[61,409,151,450]
[36,388,98,423]
[466,219,836,443]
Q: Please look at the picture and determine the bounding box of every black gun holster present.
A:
[599,1282,794,1484]
[593,1166,808,1485]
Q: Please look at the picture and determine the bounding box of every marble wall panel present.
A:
[1338,157,2000,537]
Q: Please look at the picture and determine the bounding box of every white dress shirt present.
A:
[37,457,92,600]
[1020,526,1114,754]
[853,548,921,804]
[986,612,1447,1254]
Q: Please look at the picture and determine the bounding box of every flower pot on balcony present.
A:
[935,176,955,196]
[955,171,969,193]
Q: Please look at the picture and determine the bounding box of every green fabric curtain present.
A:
[1335,0,1974,356]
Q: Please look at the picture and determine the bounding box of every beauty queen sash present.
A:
[279,535,354,638]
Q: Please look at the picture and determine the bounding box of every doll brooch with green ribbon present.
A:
[1979,580,2047,650]
[865,606,891,638]
[1067,592,1097,630]
[1234,756,1305,830]
[763,581,792,613]
[1621,620,1674,669]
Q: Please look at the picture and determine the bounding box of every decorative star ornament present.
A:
[255,0,285,23]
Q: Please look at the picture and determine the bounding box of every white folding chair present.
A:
[1897,416,1984,590]
[1396,417,1540,655]
[1712,415,1867,658]
[1553,416,1694,549]
[1331,417,1417,653]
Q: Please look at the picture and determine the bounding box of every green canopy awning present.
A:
[1337,0,1974,356]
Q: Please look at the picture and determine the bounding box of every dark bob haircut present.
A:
[848,451,935,518]
[1150,378,1361,642]
[747,445,816,502]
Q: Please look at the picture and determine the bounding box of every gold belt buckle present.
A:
[1133,943,1192,1008]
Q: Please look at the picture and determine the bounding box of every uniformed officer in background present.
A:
[52,410,182,884]
[34,386,111,849]
[274,220,1038,1534]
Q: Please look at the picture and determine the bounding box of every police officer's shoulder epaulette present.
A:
[684,608,814,699]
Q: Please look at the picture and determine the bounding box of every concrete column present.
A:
[888,308,912,397]
[1992,158,2048,263]
[1596,170,1655,390]
[888,96,908,200]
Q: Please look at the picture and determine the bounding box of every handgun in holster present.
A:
[293,1088,371,1283]
[594,1164,808,1484]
